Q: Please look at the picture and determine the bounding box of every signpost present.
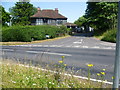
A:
[113,1,120,89]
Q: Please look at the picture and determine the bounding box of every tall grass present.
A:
[101,29,117,43]
[1,59,111,88]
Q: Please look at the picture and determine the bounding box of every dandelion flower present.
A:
[59,60,63,63]
[87,64,94,67]
[112,76,114,79]
[97,73,100,76]
[61,56,65,58]
[101,72,105,75]
[64,64,67,66]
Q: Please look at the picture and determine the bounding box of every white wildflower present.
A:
[34,77,36,79]
[12,81,16,83]
[33,83,36,85]
[49,82,52,84]
[26,77,29,80]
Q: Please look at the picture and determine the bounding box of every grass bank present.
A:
[1,59,111,88]
[94,29,117,43]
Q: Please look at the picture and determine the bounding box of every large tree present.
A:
[1,5,11,26]
[74,16,88,27]
[9,2,37,25]
[75,2,118,32]
[85,2,118,31]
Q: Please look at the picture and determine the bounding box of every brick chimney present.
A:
[37,7,41,11]
[55,8,58,13]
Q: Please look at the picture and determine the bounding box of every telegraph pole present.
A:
[113,1,120,89]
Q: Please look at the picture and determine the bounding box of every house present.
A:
[65,22,79,32]
[30,7,67,25]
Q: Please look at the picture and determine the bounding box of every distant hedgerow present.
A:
[2,25,68,42]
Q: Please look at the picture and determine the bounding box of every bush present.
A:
[101,28,117,43]
[2,25,67,42]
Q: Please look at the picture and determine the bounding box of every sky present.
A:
[1,2,87,23]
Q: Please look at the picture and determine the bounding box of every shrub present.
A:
[2,25,67,42]
[101,28,117,43]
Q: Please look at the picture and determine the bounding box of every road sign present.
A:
[113,1,120,89]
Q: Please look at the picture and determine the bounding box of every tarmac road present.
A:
[2,36,116,82]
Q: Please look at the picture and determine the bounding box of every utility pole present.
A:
[113,1,120,89]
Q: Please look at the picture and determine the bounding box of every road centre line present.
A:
[26,51,72,56]
[2,49,14,51]
[4,45,115,50]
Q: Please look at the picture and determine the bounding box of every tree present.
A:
[85,2,118,31]
[9,2,37,25]
[1,5,11,26]
[74,16,88,27]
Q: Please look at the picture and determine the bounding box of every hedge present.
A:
[2,25,68,42]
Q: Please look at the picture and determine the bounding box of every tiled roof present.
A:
[31,9,67,19]
[65,23,77,26]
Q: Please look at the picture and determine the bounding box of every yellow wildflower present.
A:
[101,72,105,75]
[59,61,63,63]
[97,73,100,76]
[64,64,67,66]
[61,56,65,58]
[112,76,114,79]
[87,64,94,67]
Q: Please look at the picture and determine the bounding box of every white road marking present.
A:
[73,42,82,44]
[103,47,112,49]
[82,46,88,48]
[19,64,115,85]
[26,51,72,56]
[5,45,115,50]
[81,39,83,42]
[74,46,80,48]
[100,42,116,46]
[2,49,14,51]
[92,46,100,49]
[66,46,71,47]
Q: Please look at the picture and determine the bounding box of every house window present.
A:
[57,20,63,25]
[63,20,67,24]
[36,19,43,25]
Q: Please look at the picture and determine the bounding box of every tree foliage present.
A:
[1,5,11,26]
[85,2,118,30]
[9,2,37,25]
[74,16,88,27]
[75,2,118,31]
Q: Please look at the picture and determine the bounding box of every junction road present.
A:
[2,36,116,82]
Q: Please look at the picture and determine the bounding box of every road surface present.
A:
[2,36,116,82]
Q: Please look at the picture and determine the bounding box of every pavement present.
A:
[1,35,116,82]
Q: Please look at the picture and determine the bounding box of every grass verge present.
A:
[94,29,116,43]
[0,35,70,45]
[1,59,111,88]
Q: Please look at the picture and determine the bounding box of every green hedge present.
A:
[101,29,117,43]
[2,25,67,42]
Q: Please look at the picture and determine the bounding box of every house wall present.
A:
[31,18,67,25]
